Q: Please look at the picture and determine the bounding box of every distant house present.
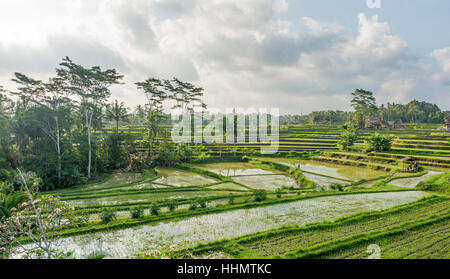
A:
[387,119,409,130]
[368,116,388,130]
[439,117,450,131]
[368,117,408,130]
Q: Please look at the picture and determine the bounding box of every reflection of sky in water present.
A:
[36,191,428,259]
[154,169,218,186]
[196,163,279,176]
[232,175,297,190]
[390,171,442,188]
[263,158,384,181]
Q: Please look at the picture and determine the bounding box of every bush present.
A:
[189,203,198,211]
[253,190,267,202]
[100,210,116,224]
[367,134,394,152]
[87,251,107,259]
[330,183,344,191]
[228,193,235,205]
[75,214,90,226]
[197,199,207,208]
[338,130,359,150]
[150,203,160,216]
[0,168,11,182]
[167,201,177,212]
[130,206,144,219]
[289,168,316,189]
[275,189,283,198]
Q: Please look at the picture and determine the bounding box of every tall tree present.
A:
[164,78,206,111]
[10,73,46,110]
[136,78,168,158]
[135,78,167,111]
[56,57,123,179]
[105,100,129,130]
[41,77,73,187]
[10,74,73,188]
[351,89,377,112]
[350,89,378,128]
[407,100,421,123]
[0,86,13,172]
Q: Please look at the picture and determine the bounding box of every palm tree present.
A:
[408,100,420,123]
[105,100,129,130]
[0,192,28,221]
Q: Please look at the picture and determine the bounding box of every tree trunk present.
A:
[17,169,52,259]
[85,110,92,179]
[55,116,61,187]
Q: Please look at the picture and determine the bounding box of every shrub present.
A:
[75,214,90,226]
[167,201,177,212]
[338,130,359,150]
[289,168,316,189]
[228,193,235,205]
[197,199,207,208]
[253,190,267,202]
[130,206,144,219]
[189,203,198,211]
[100,210,116,224]
[87,251,107,259]
[367,134,394,152]
[276,189,283,198]
[330,183,344,192]
[150,203,160,216]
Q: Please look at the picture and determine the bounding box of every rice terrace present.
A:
[0,0,449,263]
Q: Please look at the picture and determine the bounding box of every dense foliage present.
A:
[0,58,206,190]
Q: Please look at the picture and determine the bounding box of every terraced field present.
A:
[241,197,449,258]
[191,196,449,259]
[330,219,449,259]
[130,124,450,164]
[12,124,446,259]
[44,191,430,258]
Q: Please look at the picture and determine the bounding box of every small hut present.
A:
[368,116,388,130]
[400,157,419,172]
[438,117,450,131]
[388,119,409,130]
[444,117,450,130]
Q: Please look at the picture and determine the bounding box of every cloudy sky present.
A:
[0,0,449,114]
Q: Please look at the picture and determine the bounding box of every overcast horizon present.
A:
[1,0,449,114]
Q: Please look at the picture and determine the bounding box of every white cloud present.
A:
[0,0,448,113]
[430,47,450,84]
[379,79,415,103]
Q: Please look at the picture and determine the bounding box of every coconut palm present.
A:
[105,100,129,130]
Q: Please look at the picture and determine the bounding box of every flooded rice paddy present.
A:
[256,158,385,181]
[53,191,429,258]
[231,175,298,190]
[153,168,219,186]
[192,162,283,176]
[389,171,443,188]
[69,191,229,207]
